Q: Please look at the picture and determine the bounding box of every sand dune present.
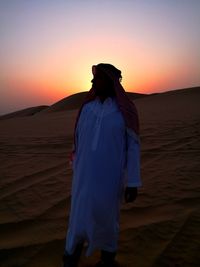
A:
[135,86,200,121]
[0,106,49,120]
[0,91,147,119]
[38,91,147,114]
[0,87,199,267]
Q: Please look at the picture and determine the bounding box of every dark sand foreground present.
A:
[0,87,200,267]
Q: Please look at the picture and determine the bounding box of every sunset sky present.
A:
[0,0,200,115]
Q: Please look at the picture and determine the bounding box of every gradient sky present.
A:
[0,0,200,115]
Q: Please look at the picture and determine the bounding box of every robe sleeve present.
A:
[124,127,142,187]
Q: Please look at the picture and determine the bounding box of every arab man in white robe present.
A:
[62,63,142,267]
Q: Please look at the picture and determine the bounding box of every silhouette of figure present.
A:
[63,63,142,267]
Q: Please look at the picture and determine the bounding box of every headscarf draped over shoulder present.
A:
[69,63,140,164]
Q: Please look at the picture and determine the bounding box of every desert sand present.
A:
[0,87,199,267]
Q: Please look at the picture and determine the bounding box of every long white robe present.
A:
[65,96,142,257]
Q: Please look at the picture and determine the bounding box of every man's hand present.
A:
[124,187,138,203]
[69,151,75,168]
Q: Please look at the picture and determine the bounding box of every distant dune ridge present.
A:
[0,86,199,120]
[0,91,147,119]
[0,105,49,120]
[39,91,147,113]
[136,86,200,121]
[0,86,199,267]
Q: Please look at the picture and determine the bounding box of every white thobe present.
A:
[65,96,142,257]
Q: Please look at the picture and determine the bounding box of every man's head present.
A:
[91,63,122,98]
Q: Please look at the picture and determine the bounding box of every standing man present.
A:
[63,63,142,267]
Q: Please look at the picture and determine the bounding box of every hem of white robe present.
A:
[84,242,118,257]
[66,241,118,258]
[65,228,118,257]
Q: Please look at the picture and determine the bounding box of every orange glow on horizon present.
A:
[1,0,199,115]
[3,28,200,102]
